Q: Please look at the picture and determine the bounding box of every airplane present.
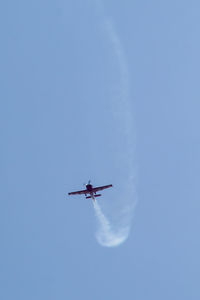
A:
[68,180,113,202]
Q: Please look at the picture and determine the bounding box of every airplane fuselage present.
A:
[86,184,96,201]
[86,184,93,192]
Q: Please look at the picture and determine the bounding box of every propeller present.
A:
[83,180,91,187]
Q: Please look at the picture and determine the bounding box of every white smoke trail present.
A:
[93,201,130,247]
[92,1,138,247]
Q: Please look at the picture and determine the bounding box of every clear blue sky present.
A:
[1,0,200,299]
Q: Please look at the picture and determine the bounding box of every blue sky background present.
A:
[1,0,200,299]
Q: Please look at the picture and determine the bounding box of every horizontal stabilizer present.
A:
[86,194,102,199]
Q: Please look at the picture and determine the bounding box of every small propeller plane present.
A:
[68,180,113,202]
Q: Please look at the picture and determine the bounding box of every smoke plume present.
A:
[93,201,130,247]
[92,0,137,247]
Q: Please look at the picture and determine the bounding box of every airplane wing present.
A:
[68,189,88,196]
[92,184,113,192]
